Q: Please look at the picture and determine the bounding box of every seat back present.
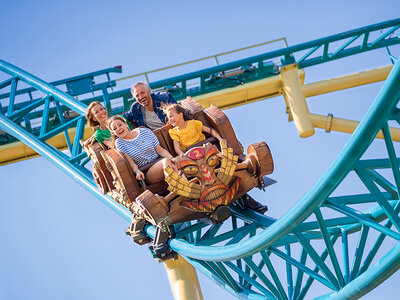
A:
[153,124,177,157]
[153,97,243,156]
[180,97,210,127]
[203,105,244,155]
[85,141,115,193]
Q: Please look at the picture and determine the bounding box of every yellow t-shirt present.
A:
[169,120,206,151]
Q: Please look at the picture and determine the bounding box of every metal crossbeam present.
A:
[1,20,400,300]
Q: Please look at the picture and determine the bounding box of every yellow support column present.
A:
[309,113,400,141]
[302,65,393,97]
[280,63,315,137]
[164,256,203,300]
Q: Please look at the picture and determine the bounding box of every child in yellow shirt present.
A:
[163,104,222,155]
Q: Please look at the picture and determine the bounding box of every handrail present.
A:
[0,112,131,221]
[0,59,132,221]
[0,59,88,115]
[148,18,400,89]
[115,38,288,83]
[0,65,122,100]
[1,23,400,299]
[1,18,399,144]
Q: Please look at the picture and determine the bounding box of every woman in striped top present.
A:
[108,115,176,184]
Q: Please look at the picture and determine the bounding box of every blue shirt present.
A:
[115,128,160,167]
[123,92,177,128]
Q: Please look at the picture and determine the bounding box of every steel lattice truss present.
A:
[1,19,400,300]
[162,64,400,299]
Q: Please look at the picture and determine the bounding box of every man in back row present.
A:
[123,81,176,130]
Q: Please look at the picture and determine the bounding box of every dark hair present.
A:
[86,101,104,128]
[108,115,127,130]
[162,103,192,121]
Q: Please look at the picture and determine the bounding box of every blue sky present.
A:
[1,1,400,299]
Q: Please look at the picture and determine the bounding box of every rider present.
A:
[162,103,223,155]
[108,115,176,184]
[123,81,177,130]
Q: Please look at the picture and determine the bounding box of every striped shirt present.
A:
[115,128,160,167]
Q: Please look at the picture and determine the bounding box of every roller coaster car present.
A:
[84,140,115,195]
[86,98,274,257]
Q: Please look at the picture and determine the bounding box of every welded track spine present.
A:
[1,20,400,299]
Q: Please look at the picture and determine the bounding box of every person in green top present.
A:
[85,101,134,148]
[85,101,114,148]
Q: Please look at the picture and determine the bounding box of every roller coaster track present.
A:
[1,19,400,299]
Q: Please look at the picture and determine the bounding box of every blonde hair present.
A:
[85,101,104,128]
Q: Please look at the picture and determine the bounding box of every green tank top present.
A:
[93,115,133,144]
[94,128,112,143]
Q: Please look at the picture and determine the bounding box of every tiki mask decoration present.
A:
[164,140,240,212]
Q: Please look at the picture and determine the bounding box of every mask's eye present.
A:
[207,155,218,167]
[183,165,199,176]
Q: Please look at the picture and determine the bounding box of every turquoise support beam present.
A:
[7,77,18,116]
[299,236,340,299]
[39,97,51,138]
[318,243,400,299]
[350,226,370,280]
[341,230,350,284]
[39,116,80,141]
[0,60,87,115]
[294,232,340,290]
[54,100,73,151]
[315,208,345,287]
[285,245,294,299]
[0,113,131,221]
[2,27,400,299]
[382,124,400,195]
[357,219,393,276]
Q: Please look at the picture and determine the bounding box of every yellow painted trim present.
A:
[0,126,94,166]
[164,256,203,300]
[281,64,314,138]
[116,37,288,83]
[191,65,391,109]
[1,65,393,165]
[303,65,393,97]
[309,113,400,141]
[195,70,305,109]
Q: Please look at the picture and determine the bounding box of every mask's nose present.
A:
[201,163,215,185]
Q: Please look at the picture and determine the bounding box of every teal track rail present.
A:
[162,58,400,299]
[146,18,400,98]
[0,59,131,221]
[1,20,400,299]
[1,18,400,149]
[1,58,400,299]
[76,18,400,101]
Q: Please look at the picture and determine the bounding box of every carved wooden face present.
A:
[176,144,220,187]
[164,141,240,212]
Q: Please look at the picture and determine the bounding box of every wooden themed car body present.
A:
[85,98,274,229]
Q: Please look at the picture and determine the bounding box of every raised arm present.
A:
[173,140,184,156]
[203,125,223,141]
